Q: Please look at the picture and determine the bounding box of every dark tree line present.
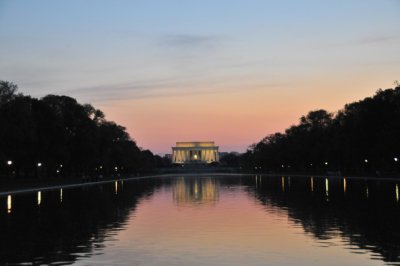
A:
[0,81,165,179]
[241,83,400,176]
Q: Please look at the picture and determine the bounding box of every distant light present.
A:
[7,160,12,166]
[310,163,313,166]
[254,167,257,170]
[114,166,118,171]
[364,159,368,163]
[60,164,63,168]
[99,165,103,169]
[395,157,399,162]
[37,162,42,167]
[325,162,328,166]
[281,165,284,168]
[56,169,60,174]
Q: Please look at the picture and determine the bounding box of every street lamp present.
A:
[325,162,328,166]
[37,162,42,167]
[7,160,12,166]
[364,159,368,163]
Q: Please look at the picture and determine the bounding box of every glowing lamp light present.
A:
[395,157,399,162]
[325,162,328,166]
[7,160,12,166]
[37,162,42,167]
[114,166,118,171]
[364,159,368,163]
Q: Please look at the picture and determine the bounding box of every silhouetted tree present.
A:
[241,84,400,176]
[0,81,161,179]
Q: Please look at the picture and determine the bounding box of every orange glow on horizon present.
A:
[98,78,393,154]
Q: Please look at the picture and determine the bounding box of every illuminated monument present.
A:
[172,141,219,164]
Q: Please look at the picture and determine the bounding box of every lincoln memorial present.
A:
[172,141,219,164]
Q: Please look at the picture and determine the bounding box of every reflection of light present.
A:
[37,191,41,205]
[115,181,118,195]
[282,176,285,192]
[60,188,63,203]
[310,176,314,192]
[366,186,369,198]
[343,177,347,194]
[325,178,329,197]
[396,184,399,203]
[7,195,12,214]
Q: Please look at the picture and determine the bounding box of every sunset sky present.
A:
[1,1,399,154]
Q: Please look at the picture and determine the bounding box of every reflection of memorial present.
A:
[173,177,219,205]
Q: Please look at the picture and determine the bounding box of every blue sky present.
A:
[1,0,399,153]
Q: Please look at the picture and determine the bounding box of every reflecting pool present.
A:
[1,175,400,265]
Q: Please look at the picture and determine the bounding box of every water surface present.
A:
[1,175,400,265]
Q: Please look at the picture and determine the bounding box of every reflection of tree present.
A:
[245,176,400,263]
[173,177,219,206]
[0,178,163,264]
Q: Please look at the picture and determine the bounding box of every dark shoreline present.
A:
[1,172,399,196]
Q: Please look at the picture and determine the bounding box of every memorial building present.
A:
[172,141,219,164]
